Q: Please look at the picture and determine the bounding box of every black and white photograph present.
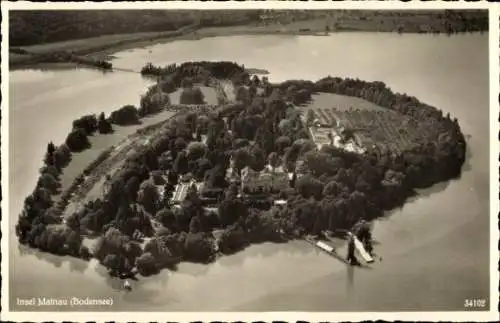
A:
[1,1,498,321]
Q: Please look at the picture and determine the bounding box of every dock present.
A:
[304,236,350,265]
[347,231,374,263]
[324,230,375,264]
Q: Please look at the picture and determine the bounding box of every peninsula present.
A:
[16,60,467,279]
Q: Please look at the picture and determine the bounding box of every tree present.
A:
[180,87,205,105]
[173,151,189,175]
[167,171,179,185]
[194,158,212,180]
[232,147,252,172]
[205,165,227,189]
[53,144,71,169]
[156,208,177,230]
[140,90,170,116]
[115,203,134,224]
[124,176,141,202]
[255,125,275,154]
[66,212,81,231]
[233,138,249,149]
[98,112,113,134]
[65,128,90,152]
[323,180,345,197]
[278,119,293,135]
[40,164,60,179]
[251,75,260,87]
[293,138,316,156]
[32,187,53,209]
[225,183,239,200]
[268,152,281,169]
[66,229,83,256]
[183,232,215,263]
[295,174,324,199]
[306,109,316,125]
[181,77,194,88]
[37,173,59,193]
[189,216,202,233]
[44,142,56,166]
[137,181,160,214]
[135,252,158,276]
[304,150,341,176]
[102,254,121,275]
[275,136,292,153]
[110,105,140,125]
[174,137,188,152]
[218,225,249,254]
[156,226,172,237]
[186,141,206,161]
[218,198,248,227]
[250,145,266,171]
[151,170,165,185]
[235,86,250,103]
[73,114,98,135]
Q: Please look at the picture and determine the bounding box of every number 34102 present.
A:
[464,299,487,308]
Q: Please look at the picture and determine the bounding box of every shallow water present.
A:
[8,32,490,311]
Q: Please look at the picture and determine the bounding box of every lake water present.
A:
[8,33,490,311]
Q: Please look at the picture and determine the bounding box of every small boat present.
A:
[123,280,132,291]
[304,235,350,265]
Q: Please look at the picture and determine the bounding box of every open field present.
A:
[169,85,218,105]
[308,92,387,113]
[303,92,423,154]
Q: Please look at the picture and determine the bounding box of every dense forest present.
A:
[10,9,488,47]
[16,61,466,278]
[9,10,261,46]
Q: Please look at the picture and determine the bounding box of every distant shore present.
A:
[9,13,487,70]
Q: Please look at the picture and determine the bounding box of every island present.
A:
[15,60,466,279]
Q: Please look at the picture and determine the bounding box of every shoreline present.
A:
[15,61,468,281]
[9,22,487,71]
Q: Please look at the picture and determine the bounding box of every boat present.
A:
[304,235,350,265]
[123,280,132,291]
[346,231,374,264]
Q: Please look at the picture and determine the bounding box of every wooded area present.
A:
[10,10,488,46]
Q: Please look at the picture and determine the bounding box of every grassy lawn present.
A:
[57,109,176,208]
[169,85,218,105]
[307,92,387,113]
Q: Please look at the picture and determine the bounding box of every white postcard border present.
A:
[1,1,498,322]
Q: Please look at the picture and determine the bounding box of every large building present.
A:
[308,126,333,149]
[171,178,204,204]
[241,165,289,193]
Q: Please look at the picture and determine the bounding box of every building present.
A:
[171,179,204,204]
[225,157,241,183]
[241,165,289,193]
[309,126,334,149]
[295,158,308,177]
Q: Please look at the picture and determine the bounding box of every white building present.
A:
[241,165,289,193]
